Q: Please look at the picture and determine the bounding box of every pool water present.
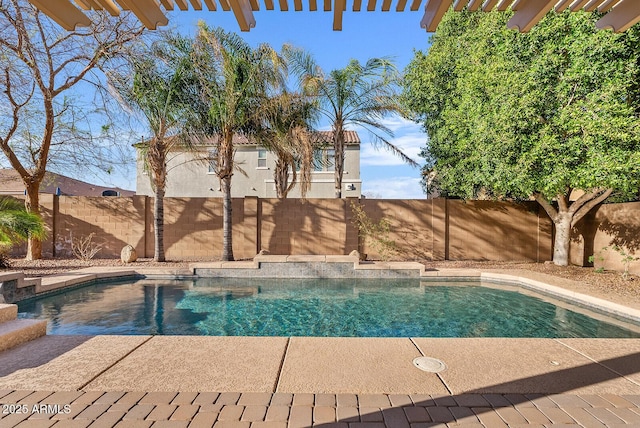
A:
[17,277,640,338]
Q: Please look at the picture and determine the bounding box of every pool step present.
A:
[0,304,47,353]
[0,303,18,323]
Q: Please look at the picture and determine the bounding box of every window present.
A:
[208,149,217,173]
[313,148,335,172]
[257,148,267,168]
[326,149,335,171]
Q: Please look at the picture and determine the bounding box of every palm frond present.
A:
[0,197,47,245]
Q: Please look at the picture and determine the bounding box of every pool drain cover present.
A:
[413,357,446,373]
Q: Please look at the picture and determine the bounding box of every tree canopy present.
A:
[402,10,640,265]
[189,24,287,261]
[286,48,417,198]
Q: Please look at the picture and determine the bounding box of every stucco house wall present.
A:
[136,132,361,199]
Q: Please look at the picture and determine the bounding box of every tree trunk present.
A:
[534,188,613,267]
[333,126,345,199]
[25,183,42,260]
[148,135,167,263]
[552,213,572,266]
[221,176,234,261]
[153,187,165,262]
[274,160,288,199]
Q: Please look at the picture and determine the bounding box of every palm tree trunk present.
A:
[154,187,166,262]
[275,159,292,198]
[333,127,345,199]
[25,183,42,260]
[221,176,234,261]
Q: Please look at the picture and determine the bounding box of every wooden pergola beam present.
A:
[26,0,640,35]
[420,0,453,32]
[333,0,346,29]
[596,0,640,32]
[93,0,121,14]
[28,0,91,29]
[229,0,256,30]
[508,0,556,32]
[115,0,169,29]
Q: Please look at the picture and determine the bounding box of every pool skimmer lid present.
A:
[413,357,446,373]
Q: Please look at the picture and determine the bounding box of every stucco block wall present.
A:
[154,197,221,259]
[358,199,446,261]
[447,200,553,261]
[10,196,637,274]
[572,202,640,275]
[144,197,254,260]
[355,199,551,262]
[260,198,348,255]
[54,196,146,258]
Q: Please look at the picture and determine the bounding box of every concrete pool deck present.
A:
[1,262,640,426]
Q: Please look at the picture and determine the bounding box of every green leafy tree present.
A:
[286,48,418,198]
[190,24,286,261]
[109,34,194,262]
[403,10,640,266]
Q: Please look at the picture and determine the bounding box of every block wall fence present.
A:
[13,195,640,274]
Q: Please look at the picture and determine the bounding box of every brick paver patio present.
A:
[4,390,640,427]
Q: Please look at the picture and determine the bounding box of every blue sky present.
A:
[169,8,432,198]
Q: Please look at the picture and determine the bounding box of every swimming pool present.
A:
[17,277,640,338]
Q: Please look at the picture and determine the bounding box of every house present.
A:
[135,130,362,198]
[0,169,135,197]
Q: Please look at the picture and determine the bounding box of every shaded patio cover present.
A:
[27,0,640,33]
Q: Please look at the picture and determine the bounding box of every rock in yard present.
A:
[121,245,137,263]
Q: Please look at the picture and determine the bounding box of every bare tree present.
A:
[0,0,143,259]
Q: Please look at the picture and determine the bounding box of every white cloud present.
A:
[377,116,422,133]
[359,131,425,166]
[314,115,428,166]
[362,176,425,199]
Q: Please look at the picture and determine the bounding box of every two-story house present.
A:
[135,130,361,198]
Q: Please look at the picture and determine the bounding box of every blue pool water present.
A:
[17,277,640,338]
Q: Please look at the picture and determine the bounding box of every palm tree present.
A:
[109,34,194,262]
[190,24,286,261]
[0,196,47,267]
[285,49,418,198]
[257,92,317,199]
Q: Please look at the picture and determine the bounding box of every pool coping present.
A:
[2,256,640,325]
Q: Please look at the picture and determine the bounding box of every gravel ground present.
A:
[5,257,640,305]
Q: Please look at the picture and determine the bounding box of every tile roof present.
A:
[0,169,135,197]
[137,130,361,148]
[205,130,360,146]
